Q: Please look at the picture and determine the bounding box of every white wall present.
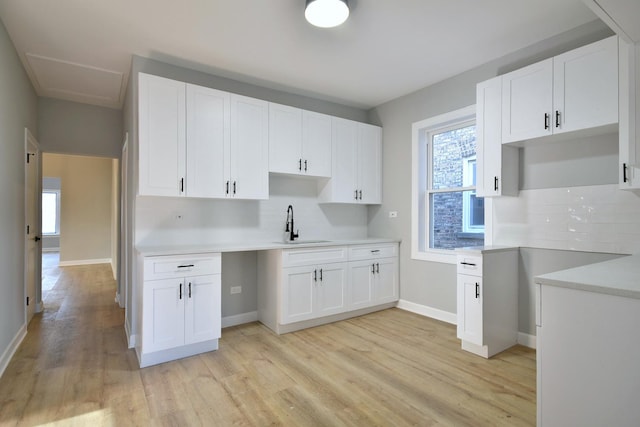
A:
[0,17,38,375]
[43,153,114,265]
[367,20,616,322]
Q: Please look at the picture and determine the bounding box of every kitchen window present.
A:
[411,105,484,263]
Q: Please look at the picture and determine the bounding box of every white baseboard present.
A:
[125,321,135,349]
[0,324,27,379]
[517,332,537,349]
[42,247,60,253]
[222,311,258,328]
[58,258,111,267]
[396,299,457,325]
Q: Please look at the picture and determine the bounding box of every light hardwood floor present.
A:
[0,262,536,426]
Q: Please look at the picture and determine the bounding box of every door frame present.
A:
[119,133,128,309]
[24,128,42,322]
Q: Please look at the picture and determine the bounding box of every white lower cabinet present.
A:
[456,247,518,358]
[137,253,221,368]
[258,243,399,334]
[281,263,347,324]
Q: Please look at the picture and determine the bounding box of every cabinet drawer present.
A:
[348,243,398,261]
[456,254,483,276]
[282,246,347,268]
[143,253,221,280]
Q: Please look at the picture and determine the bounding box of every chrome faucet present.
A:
[285,205,299,242]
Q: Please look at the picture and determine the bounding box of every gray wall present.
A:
[367,20,615,320]
[0,18,38,369]
[38,97,123,158]
[122,55,370,340]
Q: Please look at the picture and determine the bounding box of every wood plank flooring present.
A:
[0,262,536,426]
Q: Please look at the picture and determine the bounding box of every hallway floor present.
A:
[41,252,61,294]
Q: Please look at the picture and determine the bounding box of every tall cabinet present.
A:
[138,73,268,199]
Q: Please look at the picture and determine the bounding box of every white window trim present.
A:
[42,189,61,236]
[411,105,476,264]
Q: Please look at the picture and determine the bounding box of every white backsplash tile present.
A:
[493,184,640,255]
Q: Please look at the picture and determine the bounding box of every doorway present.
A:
[40,153,119,299]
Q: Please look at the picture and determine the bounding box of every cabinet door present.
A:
[502,59,553,143]
[330,117,359,202]
[476,76,502,197]
[184,274,221,345]
[138,73,186,196]
[316,263,347,317]
[348,260,374,310]
[281,266,315,324]
[302,110,332,177]
[373,257,398,304]
[230,94,269,199]
[456,273,483,346]
[619,40,640,189]
[358,124,382,204]
[186,84,229,198]
[269,103,302,175]
[143,278,185,353]
[553,35,618,134]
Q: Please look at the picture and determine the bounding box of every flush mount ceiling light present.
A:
[305,0,350,28]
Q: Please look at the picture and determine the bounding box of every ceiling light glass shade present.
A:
[305,0,349,28]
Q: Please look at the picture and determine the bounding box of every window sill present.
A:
[456,232,484,239]
[411,249,457,264]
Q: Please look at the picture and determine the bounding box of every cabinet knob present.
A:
[623,163,628,183]
[475,282,480,299]
[544,113,550,130]
[555,110,561,128]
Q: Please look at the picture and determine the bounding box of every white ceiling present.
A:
[0,0,599,110]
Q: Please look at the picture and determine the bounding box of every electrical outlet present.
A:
[230,286,242,295]
[389,211,398,218]
[174,212,184,220]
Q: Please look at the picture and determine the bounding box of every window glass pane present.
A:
[430,191,484,250]
[42,192,57,235]
[431,124,476,190]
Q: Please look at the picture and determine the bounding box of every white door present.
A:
[553,35,618,134]
[186,84,229,198]
[138,73,186,197]
[502,58,553,143]
[357,124,382,204]
[457,274,483,345]
[269,103,302,175]
[229,94,269,199]
[119,136,128,309]
[143,278,185,353]
[331,117,359,202]
[315,263,347,317]
[302,110,332,177]
[348,260,374,309]
[281,266,315,324]
[373,257,398,303]
[25,129,40,323]
[184,274,221,345]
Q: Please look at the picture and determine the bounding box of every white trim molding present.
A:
[397,299,457,325]
[517,332,537,349]
[222,311,258,328]
[58,258,111,267]
[0,324,26,379]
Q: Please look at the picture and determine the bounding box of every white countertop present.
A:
[535,254,640,299]
[455,245,519,255]
[136,238,401,257]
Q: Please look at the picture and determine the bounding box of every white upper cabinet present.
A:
[318,117,382,204]
[619,39,640,190]
[302,110,332,177]
[501,59,553,143]
[138,73,186,197]
[476,76,518,197]
[138,73,268,199]
[553,35,618,134]
[502,36,619,144]
[268,103,332,177]
[185,84,229,198]
[229,94,269,199]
